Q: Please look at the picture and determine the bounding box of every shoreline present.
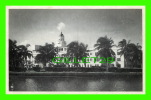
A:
[9,71,142,76]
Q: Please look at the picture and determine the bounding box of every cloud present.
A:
[18,40,29,46]
[57,22,65,31]
[18,40,35,51]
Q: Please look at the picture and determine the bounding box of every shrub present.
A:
[33,65,41,72]
[9,67,27,72]
[108,67,118,72]
[45,67,106,72]
[118,68,142,72]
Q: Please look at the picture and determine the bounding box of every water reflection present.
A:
[9,75,142,91]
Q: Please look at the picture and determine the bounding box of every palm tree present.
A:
[118,39,130,67]
[17,45,32,67]
[127,43,142,68]
[118,39,142,68]
[9,39,19,68]
[136,43,142,68]
[9,39,33,71]
[94,36,115,71]
[67,41,88,67]
[35,43,56,67]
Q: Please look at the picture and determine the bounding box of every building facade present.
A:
[55,32,68,57]
[31,32,124,68]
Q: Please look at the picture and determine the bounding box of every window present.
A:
[117,63,121,68]
[59,48,63,51]
[90,53,92,55]
[117,58,121,61]
[95,52,97,56]
[117,52,120,55]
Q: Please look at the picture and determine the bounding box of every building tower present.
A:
[55,32,67,57]
[56,32,66,47]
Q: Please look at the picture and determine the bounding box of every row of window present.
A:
[58,49,121,55]
[58,48,67,52]
[87,52,120,56]
[117,58,121,61]
[68,64,100,67]
[84,58,121,61]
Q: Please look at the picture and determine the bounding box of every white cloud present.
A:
[57,22,65,31]
[18,40,35,51]
[18,40,29,46]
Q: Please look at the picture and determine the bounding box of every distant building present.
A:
[35,45,42,51]
[29,45,43,68]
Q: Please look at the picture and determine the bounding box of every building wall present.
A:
[30,33,125,68]
[112,47,124,68]
[31,46,124,68]
[57,47,67,57]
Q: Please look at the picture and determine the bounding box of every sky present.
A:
[9,9,142,50]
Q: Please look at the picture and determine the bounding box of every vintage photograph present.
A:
[7,6,145,94]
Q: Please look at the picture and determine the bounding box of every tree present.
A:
[67,41,88,67]
[126,43,142,68]
[118,39,142,68]
[35,43,56,67]
[9,39,32,71]
[17,45,32,67]
[94,36,115,71]
[9,39,19,68]
[118,39,130,67]
[136,43,142,68]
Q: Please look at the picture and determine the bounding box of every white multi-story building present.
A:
[31,32,124,68]
[80,47,124,68]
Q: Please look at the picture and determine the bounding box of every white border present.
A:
[6,6,146,94]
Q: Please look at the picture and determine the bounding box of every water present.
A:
[9,75,142,91]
